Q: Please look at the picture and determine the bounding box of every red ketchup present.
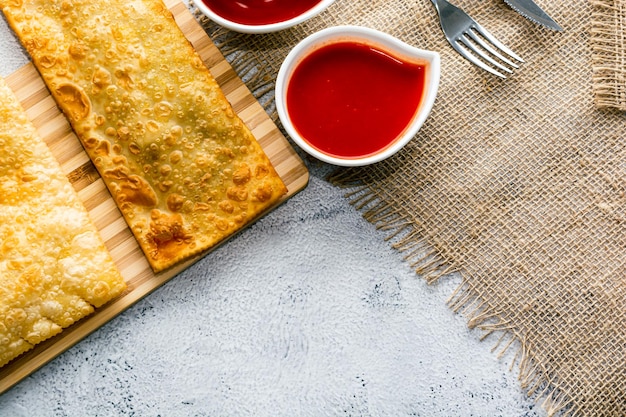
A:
[201,0,324,25]
[286,41,426,159]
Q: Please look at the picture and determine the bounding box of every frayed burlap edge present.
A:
[590,0,626,110]
[327,170,579,417]
[189,5,584,416]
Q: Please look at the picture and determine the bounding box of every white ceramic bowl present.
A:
[191,0,336,34]
[275,26,441,167]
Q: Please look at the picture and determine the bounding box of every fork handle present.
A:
[430,0,447,13]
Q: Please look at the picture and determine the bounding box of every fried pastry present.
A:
[0,76,126,368]
[0,0,288,272]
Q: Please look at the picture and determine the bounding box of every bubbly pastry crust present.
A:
[0,76,126,368]
[0,0,287,272]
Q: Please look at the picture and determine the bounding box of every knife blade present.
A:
[503,0,563,31]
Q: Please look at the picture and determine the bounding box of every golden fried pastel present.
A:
[0,76,126,368]
[0,0,288,272]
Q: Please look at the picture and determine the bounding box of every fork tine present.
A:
[472,22,524,63]
[466,28,520,69]
[430,0,523,77]
[459,34,515,74]
[450,39,508,79]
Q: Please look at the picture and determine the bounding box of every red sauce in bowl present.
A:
[285,41,427,159]
[201,0,324,26]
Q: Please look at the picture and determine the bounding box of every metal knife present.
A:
[503,0,563,31]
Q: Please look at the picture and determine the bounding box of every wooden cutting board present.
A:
[0,0,308,394]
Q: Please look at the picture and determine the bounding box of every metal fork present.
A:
[430,0,523,78]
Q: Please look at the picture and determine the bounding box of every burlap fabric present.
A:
[591,0,626,109]
[192,1,626,416]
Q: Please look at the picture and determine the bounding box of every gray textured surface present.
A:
[0,4,543,416]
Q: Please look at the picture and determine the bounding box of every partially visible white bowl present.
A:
[191,0,336,34]
[275,25,441,167]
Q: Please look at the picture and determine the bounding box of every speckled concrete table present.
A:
[0,3,543,416]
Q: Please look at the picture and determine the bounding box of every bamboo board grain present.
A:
[0,0,309,394]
